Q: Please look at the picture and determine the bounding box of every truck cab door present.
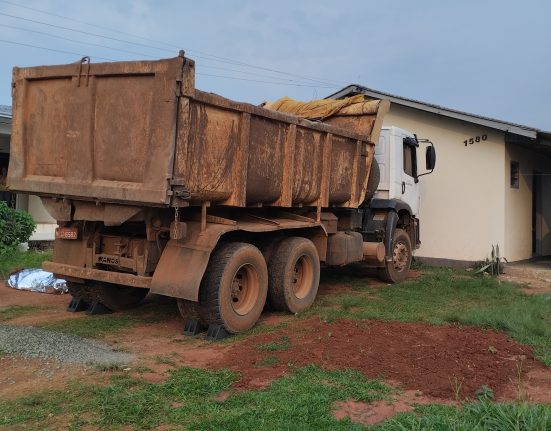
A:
[400,137,420,215]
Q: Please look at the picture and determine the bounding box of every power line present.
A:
[197,73,336,88]
[0,38,116,61]
[198,64,335,85]
[0,23,158,59]
[0,38,335,89]
[0,11,174,53]
[0,6,346,87]
[0,21,333,86]
[0,0,181,50]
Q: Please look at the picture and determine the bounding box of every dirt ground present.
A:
[1,278,551,425]
[499,259,551,295]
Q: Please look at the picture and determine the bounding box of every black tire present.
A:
[267,237,320,313]
[199,242,268,334]
[378,228,412,283]
[68,281,148,311]
[177,299,203,323]
[363,158,380,203]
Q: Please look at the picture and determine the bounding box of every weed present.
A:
[256,335,291,352]
[450,375,464,401]
[514,356,527,402]
[254,355,279,367]
[475,385,495,401]
[95,363,125,373]
[153,355,177,366]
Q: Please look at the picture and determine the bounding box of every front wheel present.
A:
[199,242,268,334]
[378,228,412,283]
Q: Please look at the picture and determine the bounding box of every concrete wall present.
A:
[505,142,551,260]
[383,104,506,262]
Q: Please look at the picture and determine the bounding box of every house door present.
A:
[532,170,542,256]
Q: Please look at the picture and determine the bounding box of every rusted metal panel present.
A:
[9,54,385,211]
[8,56,186,205]
[43,261,152,288]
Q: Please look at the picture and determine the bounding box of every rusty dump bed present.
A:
[8,54,387,209]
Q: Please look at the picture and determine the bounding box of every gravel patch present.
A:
[0,324,134,365]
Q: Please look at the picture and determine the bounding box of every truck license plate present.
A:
[55,227,79,240]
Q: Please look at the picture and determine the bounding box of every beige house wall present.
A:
[383,104,507,262]
[505,143,551,260]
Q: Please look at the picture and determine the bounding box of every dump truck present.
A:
[7,53,435,333]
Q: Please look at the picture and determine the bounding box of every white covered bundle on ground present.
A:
[7,268,67,294]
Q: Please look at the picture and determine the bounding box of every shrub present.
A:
[0,201,36,255]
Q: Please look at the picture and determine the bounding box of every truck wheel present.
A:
[267,237,320,313]
[177,299,203,323]
[378,228,412,283]
[68,281,148,311]
[199,242,268,334]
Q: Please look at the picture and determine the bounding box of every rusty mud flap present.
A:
[43,261,151,288]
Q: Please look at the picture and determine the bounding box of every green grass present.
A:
[373,401,551,431]
[0,250,52,279]
[0,365,391,430]
[1,363,549,430]
[0,305,46,322]
[313,266,551,366]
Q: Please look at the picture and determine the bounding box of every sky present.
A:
[0,0,550,129]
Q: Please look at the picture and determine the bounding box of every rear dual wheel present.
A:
[267,237,320,313]
[198,242,268,334]
[177,237,321,333]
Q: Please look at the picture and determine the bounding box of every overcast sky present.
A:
[0,0,550,129]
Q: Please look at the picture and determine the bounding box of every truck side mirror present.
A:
[426,145,436,171]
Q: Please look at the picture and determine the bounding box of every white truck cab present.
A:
[375,126,422,215]
[359,126,435,282]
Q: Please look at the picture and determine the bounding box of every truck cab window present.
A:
[403,142,417,178]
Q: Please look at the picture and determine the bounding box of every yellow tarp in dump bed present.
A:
[263,95,381,120]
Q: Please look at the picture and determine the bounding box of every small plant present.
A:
[256,335,291,352]
[449,375,464,401]
[487,345,497,354]
[513,356,527,402]
[0,201,36,256]
[475,385,495,400]
[95,363,125,372]
[154,355,177,366]
[476,244,507,276]
[254,355,279,367]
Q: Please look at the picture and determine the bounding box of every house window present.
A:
[510,161,519,188]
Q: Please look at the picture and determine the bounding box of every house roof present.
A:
[0,105,12,119]
[328,85,545,140]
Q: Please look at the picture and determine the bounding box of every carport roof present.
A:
[328,85,543,140]
[0,105,12,119]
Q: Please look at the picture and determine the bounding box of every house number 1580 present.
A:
[464,135,488,146]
